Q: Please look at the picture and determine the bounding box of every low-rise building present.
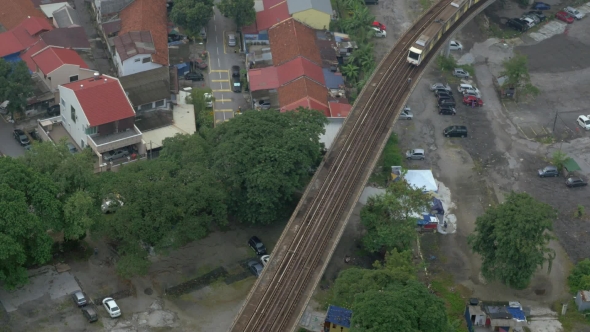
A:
[51,4,80,28]
[27,46,93,93]
[324,305,351,332]
[286,0,332,30]
[119,67,170,112]
[57,74,144,162]
[92,0,135,24]
[576,290,590,311]
[0,16,53,62]
[40,27,91,51]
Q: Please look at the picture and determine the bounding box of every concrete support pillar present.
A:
[443,41,451,57]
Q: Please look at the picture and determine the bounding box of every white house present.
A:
[112,31,162,77]
[57,74,143,160]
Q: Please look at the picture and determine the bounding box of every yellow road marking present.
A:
[211,79,229,82]
[213,89,231,92]
[210,70,228,73]
[223,31,227,54]
[206,51,211,73]
[215,99,232,102]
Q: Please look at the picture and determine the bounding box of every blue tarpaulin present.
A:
[175,63,189,76]
[325,305,352,328]
[323,68,344,89]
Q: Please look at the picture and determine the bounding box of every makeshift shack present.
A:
[391,166,438,193]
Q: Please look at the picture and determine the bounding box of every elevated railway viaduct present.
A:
[230,0,497,330]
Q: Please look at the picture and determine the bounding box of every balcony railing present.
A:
[87,125,142,154]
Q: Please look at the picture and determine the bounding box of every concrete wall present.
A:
[58,86,90,149]
[292,9,330,30]
[114,52,162,77]
[43,67,96,92]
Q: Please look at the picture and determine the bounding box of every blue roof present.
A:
[325,305,352,328]
[416,213,438,226]
[323,68,344,89]
[506,307,526,321]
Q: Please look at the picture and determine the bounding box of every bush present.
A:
[381,134,402,172]
[568,259,590,294]
[437,55,457,72]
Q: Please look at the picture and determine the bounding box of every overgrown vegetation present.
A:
[501,53,540,99]
[551,150,569,172]
[169,0,214,37]
[370,133,402,186]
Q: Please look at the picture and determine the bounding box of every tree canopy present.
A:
[330,250,448,332]
[209,108,327,224]
[568,259,590,294]
[0,59,34,117]
[0,157,56,289]
[361,179,431,253]
[170,0,214,37]
[468,192,556,289]
[217,0,256,30]
[501,53,539,97]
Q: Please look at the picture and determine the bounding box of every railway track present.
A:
[230,1,493,331]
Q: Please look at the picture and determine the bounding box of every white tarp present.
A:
[405,170,437,193]
[40,3,68,18]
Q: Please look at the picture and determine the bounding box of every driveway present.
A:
[0,116,26,157]
[206,6,248,125]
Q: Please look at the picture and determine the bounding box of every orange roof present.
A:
[62,75,136,126]
[119,0,168,66]
[328,101,351,118]
[277,57,325,86]
[248,67,279,91]
[32,46,89,75]
[269,18,321,66]
[0,1,48,30]
[278,76,328,112]
[281,97,330,117]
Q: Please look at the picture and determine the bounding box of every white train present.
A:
[407,0,483,66]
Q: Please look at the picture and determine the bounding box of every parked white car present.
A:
[372,27,386,38]
[564,6,585,19]
[577,115,590,130]
[260,255,270,267]
[458,83,477,94]
[430,83,451,91]
[204,93,213,108]
[462,87,481,98]
[399,106,413,120]
[449,40,463,51]
[102,297,121,318]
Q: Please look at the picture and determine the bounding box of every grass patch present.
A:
[458,64,475,77]
[430,274,470,331]
[535,135,554,144]
[420,0,433,11]
[554,299,590,331]
[313,285,334,311]
[488,22,521,39]
[370,133,403,186]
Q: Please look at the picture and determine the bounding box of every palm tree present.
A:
[341,63,359,83]
[360,53,374,71]
[352,6,375,27]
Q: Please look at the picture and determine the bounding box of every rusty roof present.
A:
[113,30,155,62]
[119,0,168,66]
[0,0,47,30]
[269,18,321,66]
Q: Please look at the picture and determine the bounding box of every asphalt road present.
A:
[206,7,247,124]
[0,116,25,157]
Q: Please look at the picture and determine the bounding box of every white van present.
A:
[564,7,585,20]
[458,83,476,93]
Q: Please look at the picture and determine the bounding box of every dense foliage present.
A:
[468,192,556,289]
[568,259,590,294]
[170,0,214,37]
[361,179,431,253]
[0,59,34,117]
[209,108,327,224]
[500,53,540,97]
[217,0,256,29]
[331,250,449,332]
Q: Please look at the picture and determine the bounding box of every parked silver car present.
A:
[104,149,129,162]
[228,33,236,47]
[406,149,425,160]
[453,68,470,78]
[399,106,413,120]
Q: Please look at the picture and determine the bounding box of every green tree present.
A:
[568,259,590,294]
[361,179,431,253]
[218,0,256,30]
[210,108,327,224]
[436,55,457,72]
[170,0,214,37]
[63,191,96,240]
[468,192,556,289]
[0,59,33,118]
[189,88,214,134]
[351,280,448,332]
[501,54,540,97]
[0,157,56,289]
[551,150,568,172]
[341,63,359,82]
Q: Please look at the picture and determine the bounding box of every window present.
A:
[70,106,76,123]
[142,57,151,63]
[69,75,78,82]
[60,98,65,107]
[134,58,140,62]
[85,126,97,135]
[155,100,165,107]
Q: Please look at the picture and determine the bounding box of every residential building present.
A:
[39,3,70,19]
[52,4,80,28]
[119,67,170,112]
[279,77,329,115]
[0,0,47,30]
[576,291,590,311]
[92,0,135,23]
[0,16,53,62]
[57,74,143,160]
[286,0,332,30]
[268,18,322,66]
[464,301,528,331]
[27,46,93,93]
[323,305,351,332]
[40,27,91,50]
[112,0,168,76]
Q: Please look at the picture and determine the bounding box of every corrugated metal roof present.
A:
[52,4,80,28]
[286,0,332,15]
[322,68,343,89]
[119,67,170,106]
[39,2,68,18]
[324,305,352,328]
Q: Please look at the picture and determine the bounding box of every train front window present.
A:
[408,51,420,61]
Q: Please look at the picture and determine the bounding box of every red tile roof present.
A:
[32,46,89,75]
[0,32,24,57]
[263,0,285,8]
[281,97,330,117]
[21,40,47,71]
[328,101,351,118]
[0,0,48,30]
[119,0,168,66]
[62,75,136,126]
[20,16,52,36]
[249,67,279,91]
[269,18,321,66]
[277,56,325,86]
[278,76,328,111]
[256,1,290,31]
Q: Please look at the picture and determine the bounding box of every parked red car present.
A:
[372,21,386,31]
[463,95,484,106]
[556,11,575,24]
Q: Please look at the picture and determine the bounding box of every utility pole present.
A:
[553,111,558,134]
